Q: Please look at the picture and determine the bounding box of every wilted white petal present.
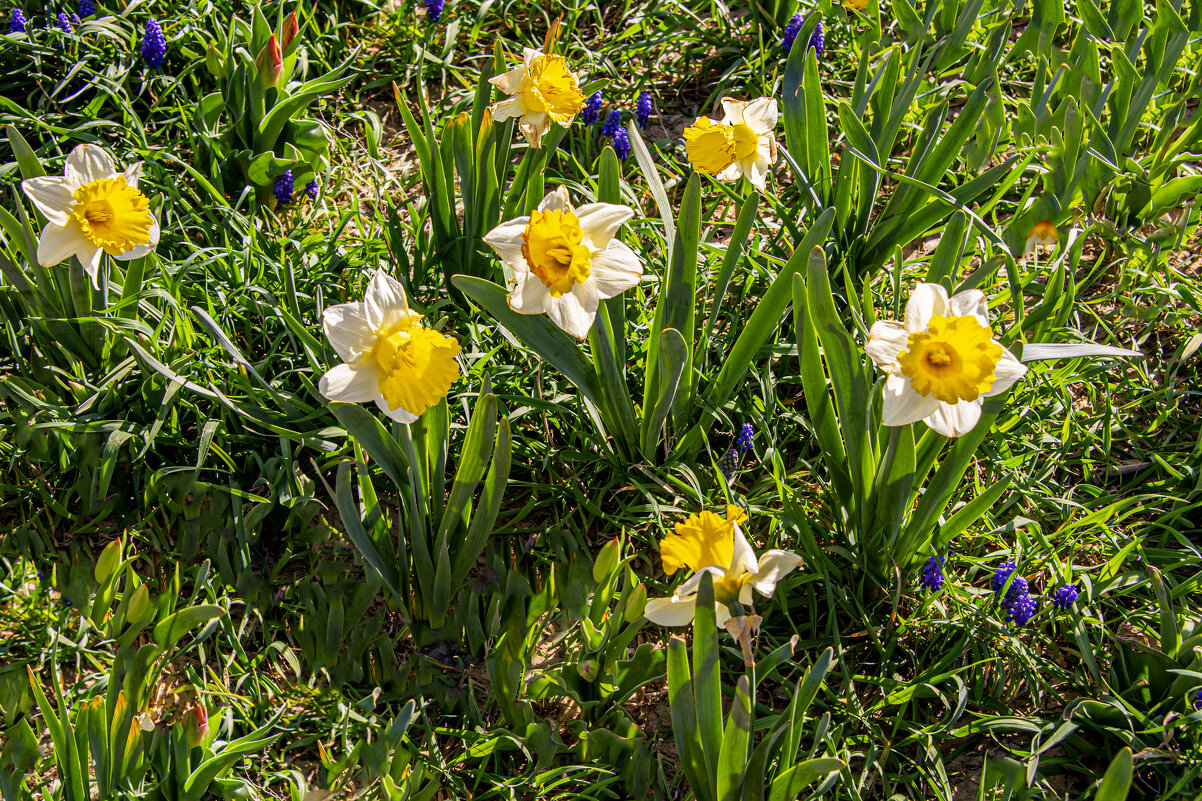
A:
[718,97,747,125]
[489,97,527,122]
[904,283,949,332]
[881,373,941,426]
[518,114,550,148]
[489,65,527,95]
[576,202,633,250]
[740,97,779,134]
[587,240,642,298]
[986,349,1027,396]
[319,363,380,403]
[21,176,75,225]
[866,321,908,368]
[123,162,143,189]
[925,399,983,438]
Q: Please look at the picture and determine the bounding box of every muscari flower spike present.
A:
[782,13,803,52]
[141,18,166,68]
[636,91,653,129]
[719,449,738,479]
[992,560,1016,593]
[601,109,622,138]
[56,11,70,32]
[78,0,92,16]
[809,21,824,54]
[69,11,79,24]
[610,127,630,160]
[1052,583,1079,611]
[1006,592,1037,627]
[1195,689,1202,711]
[273,170,294,206]
[9,7,25,32]
[305,179,319,200]
[424,0,443,23]
[735,423,754,452]
[582,90,603,125]
[920,555,945,591]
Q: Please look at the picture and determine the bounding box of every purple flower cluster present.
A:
[582,91,603,125]
[305,179,319,200]
[809,22,824,55]
[273,170,294,206]
[78,0,93,16]
[920,555,945,591]
[56,11,71,32]
[783,14,824,57]
[736,423,754,453]
[601,110,622,138]
[995,559,1037,627]
[719,448,738,479]
[425,0,443,23]
[610,127,630,159]
[141,18,166,68]
[1051,583,1079,611]
[8,7,25,32]
[636,91,653,129]
[1006,593,1038,626]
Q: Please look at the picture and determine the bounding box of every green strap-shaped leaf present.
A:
[667,637,710,801]
[1094,748,1133,801]
[693,573,722,792]
[716,674,753,801]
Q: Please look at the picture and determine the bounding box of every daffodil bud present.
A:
[127,583,150,623]
[279,11,298,51]
[624,583,647,623]
[254,34,283,88]
[592,537,620,584]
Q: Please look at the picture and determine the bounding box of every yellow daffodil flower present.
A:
[489,47,585,148]
[683,97,778,190]
[20,143,160,287]
[318,270,461,423]
[482,187,643,339]
[1024,220,1059,256]
[866,283,1027,437]
[644,506,803,628]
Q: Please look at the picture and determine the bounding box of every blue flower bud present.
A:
[610,127,630,159]
[782,13,803,53]
[78,0,93,17]
[305,178,319,199]
[719,448,738,479]
[920,555,945,591]
[56,11,70,32]
[425,0,443,23]
[1051,583,1079,611]
[273,169,294,206]
[8,7,26,32]
[601,109,622,138]
[636,91,653,129]
[582,90,603,125]
[141,18,166,68]
[735,423,754,452]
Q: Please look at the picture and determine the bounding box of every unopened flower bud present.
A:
[254,34,283,87]
[279,11,298,51]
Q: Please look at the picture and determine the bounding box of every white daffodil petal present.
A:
[866,321,908,368]
[745,155,770,191]
[575,202,633,250]
[79,243,103,287]
[729,522,759,578]
[644,596,699,626]
[715,603,734,629]
[948,289,990,327]
[489,65,527,95]
[123,162,143,188]
[674,566,728,599]
[374,394,419,424]
[21,176,75,225]
[322,301,376,364]
[66,143,117,184]
[483,217,529,267]
[489,97,527,122]
[904,283,949,332]
[318,363,380,404]
[587,240,643,298]
[925,399,983,438]
[521,47,543,65]
[719,97,747,125]
[507,271,552,315]
[881,373,942,426]
[750,550,804,597]
[548,288,598,339]
[740,97,779,134]
[36,222,89,267]
[518,115,550,148]
[986,348,1027,395]
[364,271,410,332]
[537,187,571,213]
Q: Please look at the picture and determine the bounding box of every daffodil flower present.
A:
[482,187,643,339]
[644,506,803,627]
[866,283,1027,438]
[683,97,778,190]
[1024,220,1058,256]
[318,270,461,423]
[489,47,585,148]
[20,143,160,287]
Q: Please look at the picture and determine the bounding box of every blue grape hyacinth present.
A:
[582,91,603,125]
[809,21,824,55]
[610,127,630,159]
[1194,689,1202,711]
[425,0,443,23]
[9,7,26,32]
[56,11,71,32]
[78,0,93,16]
[920,555,945,591]
[601,110,622,138]
[636,91,652,129]
[305,179,319,200]
[718,448,738,479]
[992,560,1017,593]
[735,423,754,452]
[1006,592,1037,626]
[273,170,294,206]
[782,13,803,53]
[1051,583,1079,611]
[141,18,166,68]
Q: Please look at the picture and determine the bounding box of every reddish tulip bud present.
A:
[280,12,298,51]
[254,34,283,87]
[181,704,208,748]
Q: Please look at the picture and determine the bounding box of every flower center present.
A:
[524,54,585,123]
[520,208,592,297]
[373,325,462,417]
[897,314,1003,405]
[731,122,759,161]
[72,177,153,255]
[684,117,738,174]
